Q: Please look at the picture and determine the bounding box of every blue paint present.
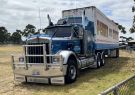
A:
[84,21,95,53]
[95,43,119,50]
[85,21,95,35]
[88,41,95,52]
[51,40,81,54]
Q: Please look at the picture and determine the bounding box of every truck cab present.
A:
[45,25,83,55]
[11,17,96,84]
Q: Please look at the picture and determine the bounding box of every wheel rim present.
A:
[97,54,101,67]
[102,55,105,65]
[98,59,101,66]
[69,65,76,80]
[102,59,105,64]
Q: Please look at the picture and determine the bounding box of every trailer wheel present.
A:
[65,59,77,84]
[101,52,105,66]
[116,48,119,58]
[96,53,101,68]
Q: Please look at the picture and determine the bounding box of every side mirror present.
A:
[73,26,79,32]
[73,27,79,38]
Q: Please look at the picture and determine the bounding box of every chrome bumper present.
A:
[13,64,67,84]
[14,74,66,85]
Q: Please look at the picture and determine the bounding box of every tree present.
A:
[11,30,22,44]
[6,33,11,43]
[115,23,127,34]
[16,30,22,34]
[21,24,36,37]
[118,25,126,34]
[0,26,8,43]
[120,36,134,44]
[35,29,41,34]
[127,37,134,41]
[130,0,135,33]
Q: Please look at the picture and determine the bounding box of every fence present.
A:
[126,46,135,53]
[98,75,135,95]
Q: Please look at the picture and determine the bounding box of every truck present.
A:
[11,6,119,85]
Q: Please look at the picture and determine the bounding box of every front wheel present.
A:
[65,59,77,84]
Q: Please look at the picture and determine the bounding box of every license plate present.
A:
[27,77,49,84]
[15,75,26,82]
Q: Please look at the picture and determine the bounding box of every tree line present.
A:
[0,24,40,44]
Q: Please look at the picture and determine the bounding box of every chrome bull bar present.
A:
[11,44,63,71]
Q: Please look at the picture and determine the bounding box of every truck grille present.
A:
[25,43,50,63]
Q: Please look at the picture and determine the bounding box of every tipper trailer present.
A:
[11,6,119,85]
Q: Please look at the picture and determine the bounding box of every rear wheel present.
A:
[96,53,101,68]
[65,59,77,84]
[101,52,105,66]
[116,49,119,58]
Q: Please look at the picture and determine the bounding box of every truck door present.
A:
[72,26,84,55]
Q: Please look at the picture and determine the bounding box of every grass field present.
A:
[0,45,135,95]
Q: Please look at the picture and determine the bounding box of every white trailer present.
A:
[62,6,119,51]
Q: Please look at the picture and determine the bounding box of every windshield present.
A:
[57,17,82,25]
[45,26,72,37]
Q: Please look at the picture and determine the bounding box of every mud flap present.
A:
[14,74,26,82]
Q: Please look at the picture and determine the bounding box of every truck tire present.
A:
[65,59,77,84]
[113,49,119,58]
[96,53,101,68]
[101,52,105,66]
[116,48,119,58]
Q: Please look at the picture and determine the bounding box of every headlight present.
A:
[53,55,64,62]
[53,55,64,64]
[19,57,24,63]
[53,57,60,62]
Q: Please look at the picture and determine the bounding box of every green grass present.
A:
[0,45,135,95]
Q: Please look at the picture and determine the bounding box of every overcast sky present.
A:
[0,0,134,38]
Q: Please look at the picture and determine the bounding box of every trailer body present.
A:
[11,6,119,85]
[62,6,119,51]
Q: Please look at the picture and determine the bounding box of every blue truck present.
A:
[11,6,119,84]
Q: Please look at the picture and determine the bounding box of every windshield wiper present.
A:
[51,31,57,38]
[51,29,58,39]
